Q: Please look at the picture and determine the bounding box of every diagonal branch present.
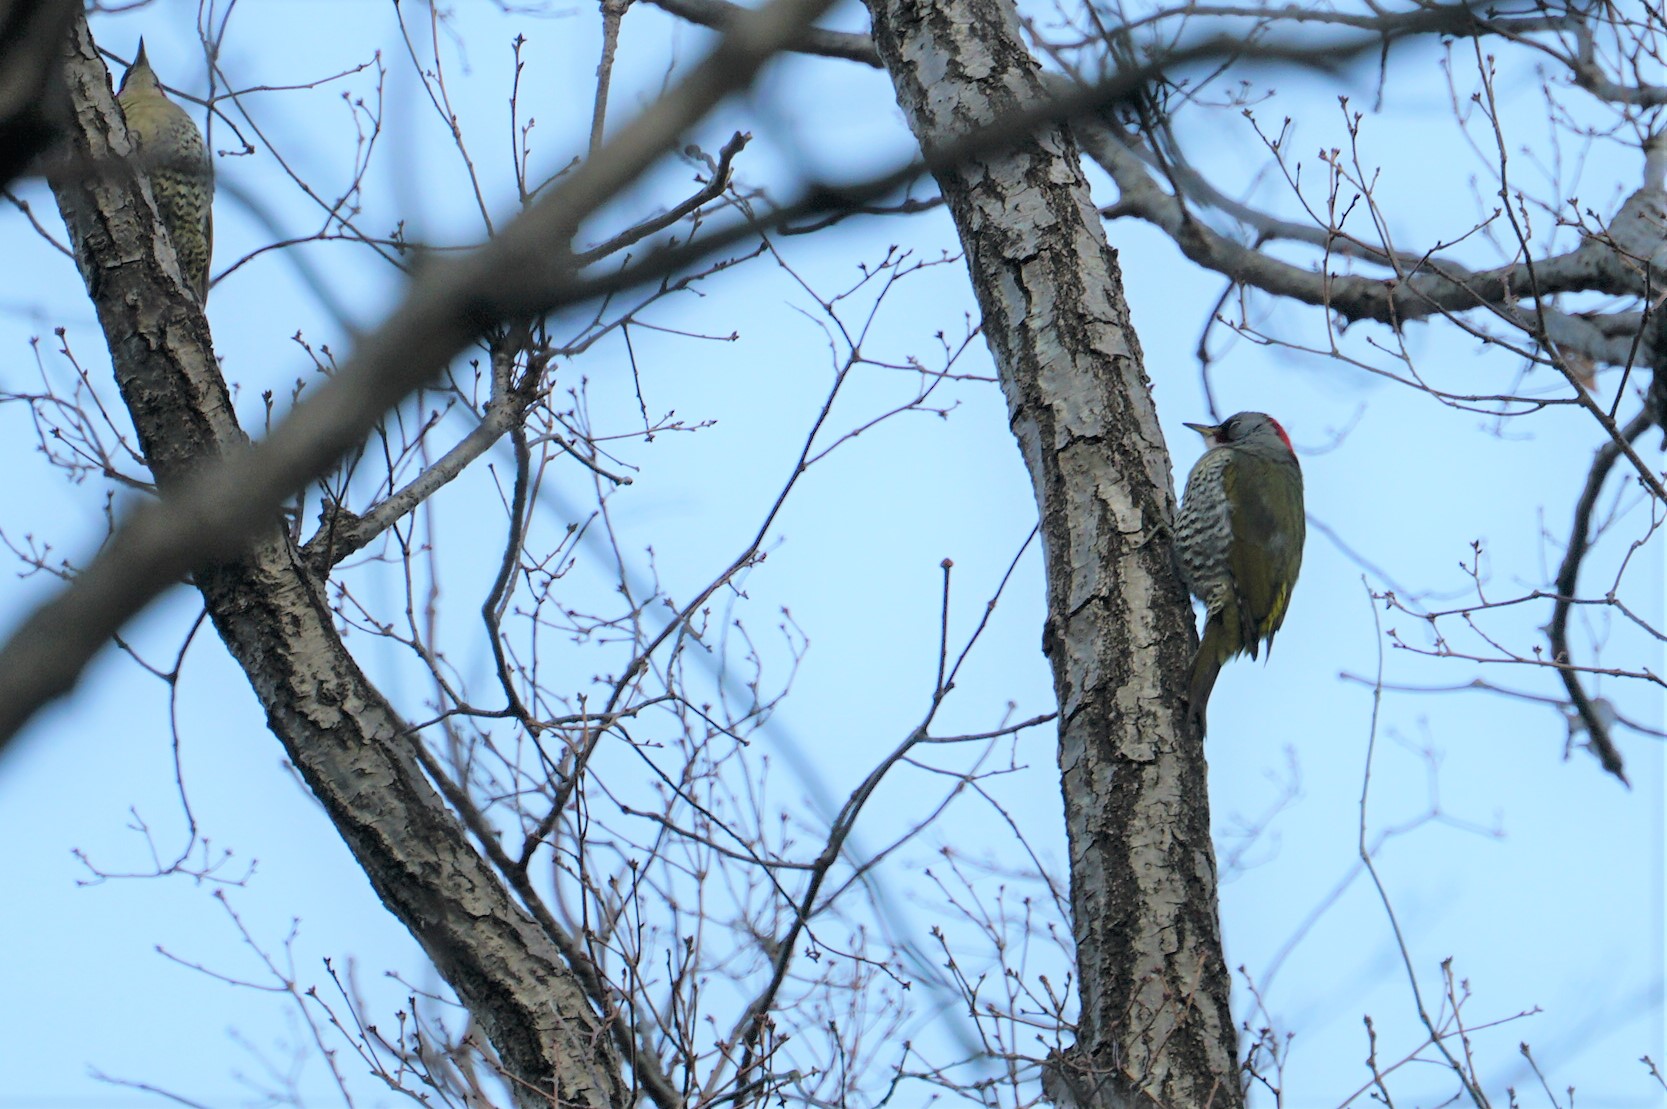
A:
[644,0,882,66]
[0,2,1514,760]
[0,0,843,748]
[37,16,630,1108]
[1546,408,1654,786]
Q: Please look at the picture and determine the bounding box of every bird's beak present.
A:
[1183,421,1221,441]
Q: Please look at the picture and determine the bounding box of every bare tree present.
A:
[3,0,1661,1107]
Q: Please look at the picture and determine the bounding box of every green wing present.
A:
[1223,454,1305,652]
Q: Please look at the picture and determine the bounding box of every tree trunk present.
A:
[861,1,1243,1105]
[47,17,624,1109]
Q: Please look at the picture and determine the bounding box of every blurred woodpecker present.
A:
[1174,412,1305,732]
[116,40,212,302]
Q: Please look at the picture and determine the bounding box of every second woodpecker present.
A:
[116,40,212,303]
[1174,412,1305,732]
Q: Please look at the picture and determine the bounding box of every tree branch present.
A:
[1547,407,1654,786]
[0,0,842,747]
[863,0,1241,1102]
[34,16,629,1108]
[644,0,882,66]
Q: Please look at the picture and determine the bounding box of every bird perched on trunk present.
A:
[116,40,212,303]
[1174,412,1305,732]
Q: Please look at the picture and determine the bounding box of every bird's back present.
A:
[117,58,212,302]
[1176,446,1236,612]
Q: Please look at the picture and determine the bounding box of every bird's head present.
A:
[1184,411,1295,457]
[118,39,160,98]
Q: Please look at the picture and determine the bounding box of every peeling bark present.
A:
[862,0,1241,1105]
[47,18,624,1108]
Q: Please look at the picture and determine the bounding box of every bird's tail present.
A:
[1186,617,1233,734]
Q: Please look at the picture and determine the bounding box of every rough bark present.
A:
[47,17,624,1109]
[861,0,1242,1106]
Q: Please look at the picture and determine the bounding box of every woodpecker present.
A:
[116,40,212,302]
[1174,412,1305,732]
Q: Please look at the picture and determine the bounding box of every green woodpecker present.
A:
[116,40,212,302]
[1174,412,1305,732]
